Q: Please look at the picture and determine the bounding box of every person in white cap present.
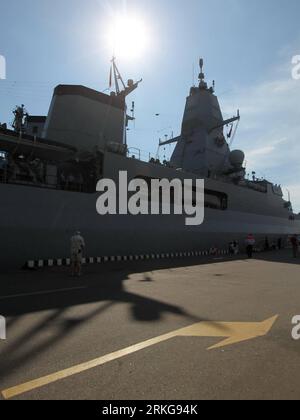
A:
[71,231,85,277]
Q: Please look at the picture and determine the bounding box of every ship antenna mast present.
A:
[109,56,142,97]
[110,57,126,95]
[199,58,205,83]
[198,58,208,89]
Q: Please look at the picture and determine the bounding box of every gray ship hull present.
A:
[1,174,299,269]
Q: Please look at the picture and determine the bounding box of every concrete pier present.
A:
[0,250,299,400]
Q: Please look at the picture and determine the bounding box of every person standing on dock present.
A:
[229,242,235,256]
[277,237,283,250]
[71,231,85,277]
[290,234,299,258]
[233,240,239,255]
[264,237,270,251]
[245,234,255,259]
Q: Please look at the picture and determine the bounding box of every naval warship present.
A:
[0,58,299,269]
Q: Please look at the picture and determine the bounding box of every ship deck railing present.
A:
[0,171,91,194]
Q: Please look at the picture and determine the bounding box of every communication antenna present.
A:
[199,58,204,81]
[192,62,195,86]
[131,101,135,119]
[130,101,136,128]
[229,110,240,148]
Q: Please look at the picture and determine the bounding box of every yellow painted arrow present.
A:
[178,315,278,350]
[1,315,278,399]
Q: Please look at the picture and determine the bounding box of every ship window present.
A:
[196,187,228,211]
[205,189,228,210]
[134,176,228,211]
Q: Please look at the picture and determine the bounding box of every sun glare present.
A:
[105,15,150,60]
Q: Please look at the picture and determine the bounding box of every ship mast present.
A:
[109,57,142,98]
[198,58,208,90]
[108,57,142,147]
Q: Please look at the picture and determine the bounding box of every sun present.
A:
[105,14,149,60]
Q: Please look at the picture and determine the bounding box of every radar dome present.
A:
[229,150,245,168]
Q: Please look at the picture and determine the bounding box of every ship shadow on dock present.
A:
[0,249,297,384]
[0,257,236,382]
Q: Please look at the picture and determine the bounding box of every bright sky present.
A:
[1,0,300,210]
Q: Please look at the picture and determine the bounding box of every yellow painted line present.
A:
[1,329,181,400]
[1,315,278,400]
[0,287,86,300]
